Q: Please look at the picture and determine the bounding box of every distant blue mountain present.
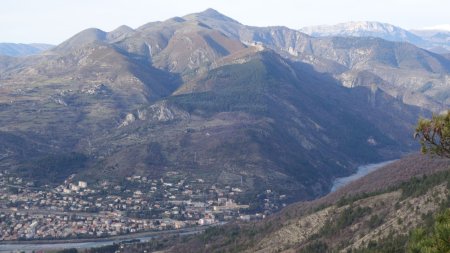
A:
[0,43,53,56]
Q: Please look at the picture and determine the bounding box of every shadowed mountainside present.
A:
[0,9,443,202]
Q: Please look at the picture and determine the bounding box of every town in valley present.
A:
[0,170,286,241]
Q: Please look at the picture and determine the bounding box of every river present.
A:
[330,160,397,192]
[0,225,213,253]
[1,161,395,252]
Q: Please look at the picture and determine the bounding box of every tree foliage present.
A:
[407,209,450,253]
[415,111,450,157]
[412,111,450,252]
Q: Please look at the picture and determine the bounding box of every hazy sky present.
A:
[1,0,449,44]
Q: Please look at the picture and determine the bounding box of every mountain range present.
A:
[0,9,449,203]
[0,43,53,56]
[301,21,426,45]
[301,21,450,54]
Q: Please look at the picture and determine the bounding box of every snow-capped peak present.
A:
[301,21,398,34]
[300,21,423,44]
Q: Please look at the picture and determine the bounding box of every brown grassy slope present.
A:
[321,153,450,203]
[278,153,450,218]
[165,154,450,253]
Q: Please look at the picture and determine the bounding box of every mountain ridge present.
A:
[301,21,425,45]
[183,12,450,111]
[301,20,450,54]
[0,43,53,57]
[0,8,443,204]
[1,9,449,252]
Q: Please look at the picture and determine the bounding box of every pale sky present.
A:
[1,0,449,44]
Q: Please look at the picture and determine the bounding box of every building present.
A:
[71,184,80,192]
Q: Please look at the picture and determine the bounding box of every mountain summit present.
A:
[0,9,447,204]
[184,8,241,24]
[300,21,450,54]
[300,21,425,45]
